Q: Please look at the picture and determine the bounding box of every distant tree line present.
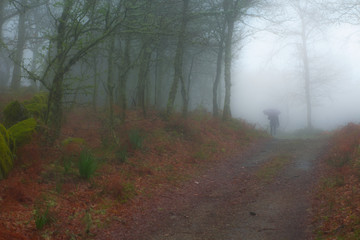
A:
[0,0,358,142]
[0,0,264,143]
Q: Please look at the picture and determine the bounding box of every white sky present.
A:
[231,23,360,131]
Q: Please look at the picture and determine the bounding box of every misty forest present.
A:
[1,0,360,239]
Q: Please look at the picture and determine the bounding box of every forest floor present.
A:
[0,107,269,240]
[4,95,356,240]
[99,137,329,240]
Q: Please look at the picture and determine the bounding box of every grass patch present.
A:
[312,124,360,239]
[193,149,209,161]
[128,129,144,150]
[120,182,137,203]
[34,207,51,230]
[321,175,345,189]
[78,150,98,180]
[256,154,292,182]
[326,155,350,168]
[193,141,218,161]
[165,118,202,142]
[33,194,57,230]
[83,209,92,235]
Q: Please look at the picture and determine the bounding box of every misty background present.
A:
[0,0,360,136]
[233,22,360,131]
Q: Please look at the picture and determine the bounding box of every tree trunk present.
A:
[166,0,189,116]
[180,74,188,118]
[222,17,234,121]
[46,69,65,142]
[154,48,164,108]
[118,35,131,122]
[301,22,312,129]
[92,55,98,111]
[107,37,115,129]
[30,44,41,90]
[181,55,195,117]
[0,1,5,43]
[137,42,152,118]
[11,5,26,91]
[0,2,5,91]
[44,0,73,143]
[213,27,225,117]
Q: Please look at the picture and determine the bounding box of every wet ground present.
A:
[102,138,329,240]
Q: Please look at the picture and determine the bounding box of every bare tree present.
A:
[222,0,259,120]
[25,0,124,143]
[265,0,328,129]
[10,0,27,91]
[6,0,48,91]
[0,1,18,90]
[167,0,190,116]
[321,0,360,25]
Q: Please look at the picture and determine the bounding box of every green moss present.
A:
[8,118,37,148]
[0,118,36,179]
[0,123,9,145]
[23,92,48,122]
[0,127,13,179]
[3,101,29,128]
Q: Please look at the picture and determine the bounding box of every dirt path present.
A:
[102,138,329,240]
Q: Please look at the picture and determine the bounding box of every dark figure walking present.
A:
[269,114,279,136]
[263,109,280,136]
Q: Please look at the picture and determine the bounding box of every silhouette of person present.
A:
[268,114,279,136]
[263,109,280,136]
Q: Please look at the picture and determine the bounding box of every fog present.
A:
[1,1,360,134]
[231,23,360,131]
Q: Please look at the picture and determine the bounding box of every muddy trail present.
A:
[102,138,329,240]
